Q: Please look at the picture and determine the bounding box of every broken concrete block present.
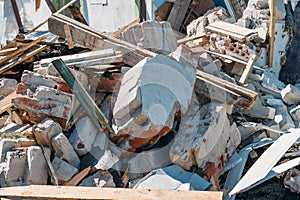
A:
[241,97,275,120]
[281,84,300,105]
[267,99,295,130]
[52,157,78,184]
[121,20,177,54]
[112,55,196,151]
[52,133,80,168]
[3,151,27,186]
[261,72,286,94]
[12,70,75,129]
[33,118,62,147]
[0,78,17,96]
[170,100,241,190]
[69,116,98,156]
[0,139,18,162]
[79,170,116,187]
[26,146,50,185]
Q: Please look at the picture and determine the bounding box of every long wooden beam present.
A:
[0,185,223,200]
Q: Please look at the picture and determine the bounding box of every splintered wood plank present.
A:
[196,70,258,109]
[0,48,18,56]
[239,55,258,84]
[0,185,223,200]
[64,166,92,186]
[64,24,74,49]
[0,36,46,65]
[0,92,16,115]
[230,130,300,196]
[167,0,192,31]
[0,45,47,74]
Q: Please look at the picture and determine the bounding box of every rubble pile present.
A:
[0,0,300,199]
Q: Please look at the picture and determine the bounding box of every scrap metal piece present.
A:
[51,59,114,134]
[229,129,300,196]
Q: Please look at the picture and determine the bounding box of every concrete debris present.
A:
[112,55,196,151]
[133,165,211,191]
[0,79,17,97]
[52,133,80,168]
[33,118,62,148]
[0,1,300,198]
[69,116,98,156]
[26,146,50,185]
[79,170,116,188]
[52,157,78,184]
[281,84,300,105]
[121,20,177,54]
[284,168,300,193]
[170,100,241,189]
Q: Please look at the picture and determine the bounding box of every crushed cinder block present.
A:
[69,116,98,156]
[112,55,196,151]
[267,99,295,130]
[79,170,116,187]
[52,133,80,168]
[1,151,27,187]
[241,97,275,120]
[0,78,17,97]
[33,118,62,148]
[121,20,177,54]
[281,84,300,105]
[26,146,50,185]
[52,157,78,184]
[169,100,241,190]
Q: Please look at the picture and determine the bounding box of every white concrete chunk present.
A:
[261,72,286,93]
[33,118,62,147]
[241,97,275,120]
[26,146,50,185]
[112,55,196,150]
[0,78,17,96]
[52,157,78,184]
[52,133,80,168]
[289,105,300,121]
[69,117,98,156]
[79,170,116,187]
[281,84,300,105]
[0,139,18,162]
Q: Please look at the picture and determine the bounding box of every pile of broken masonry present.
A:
[0,0,300,199]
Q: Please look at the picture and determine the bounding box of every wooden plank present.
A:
[230,130,300,196]
[0,92,16,115]
[67,54,123,67]
[64,24,74,49]
[0,185,223,200]
[239,55,258,84]
[196,70,258,109]
[177,33,207,45]
[48,14,155,66]
[167,0,192,31]
[64,166,91,186]
[0,36,46,65]
[0,48,18,56]
[269,0,276,68]
[0,45,47,74]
